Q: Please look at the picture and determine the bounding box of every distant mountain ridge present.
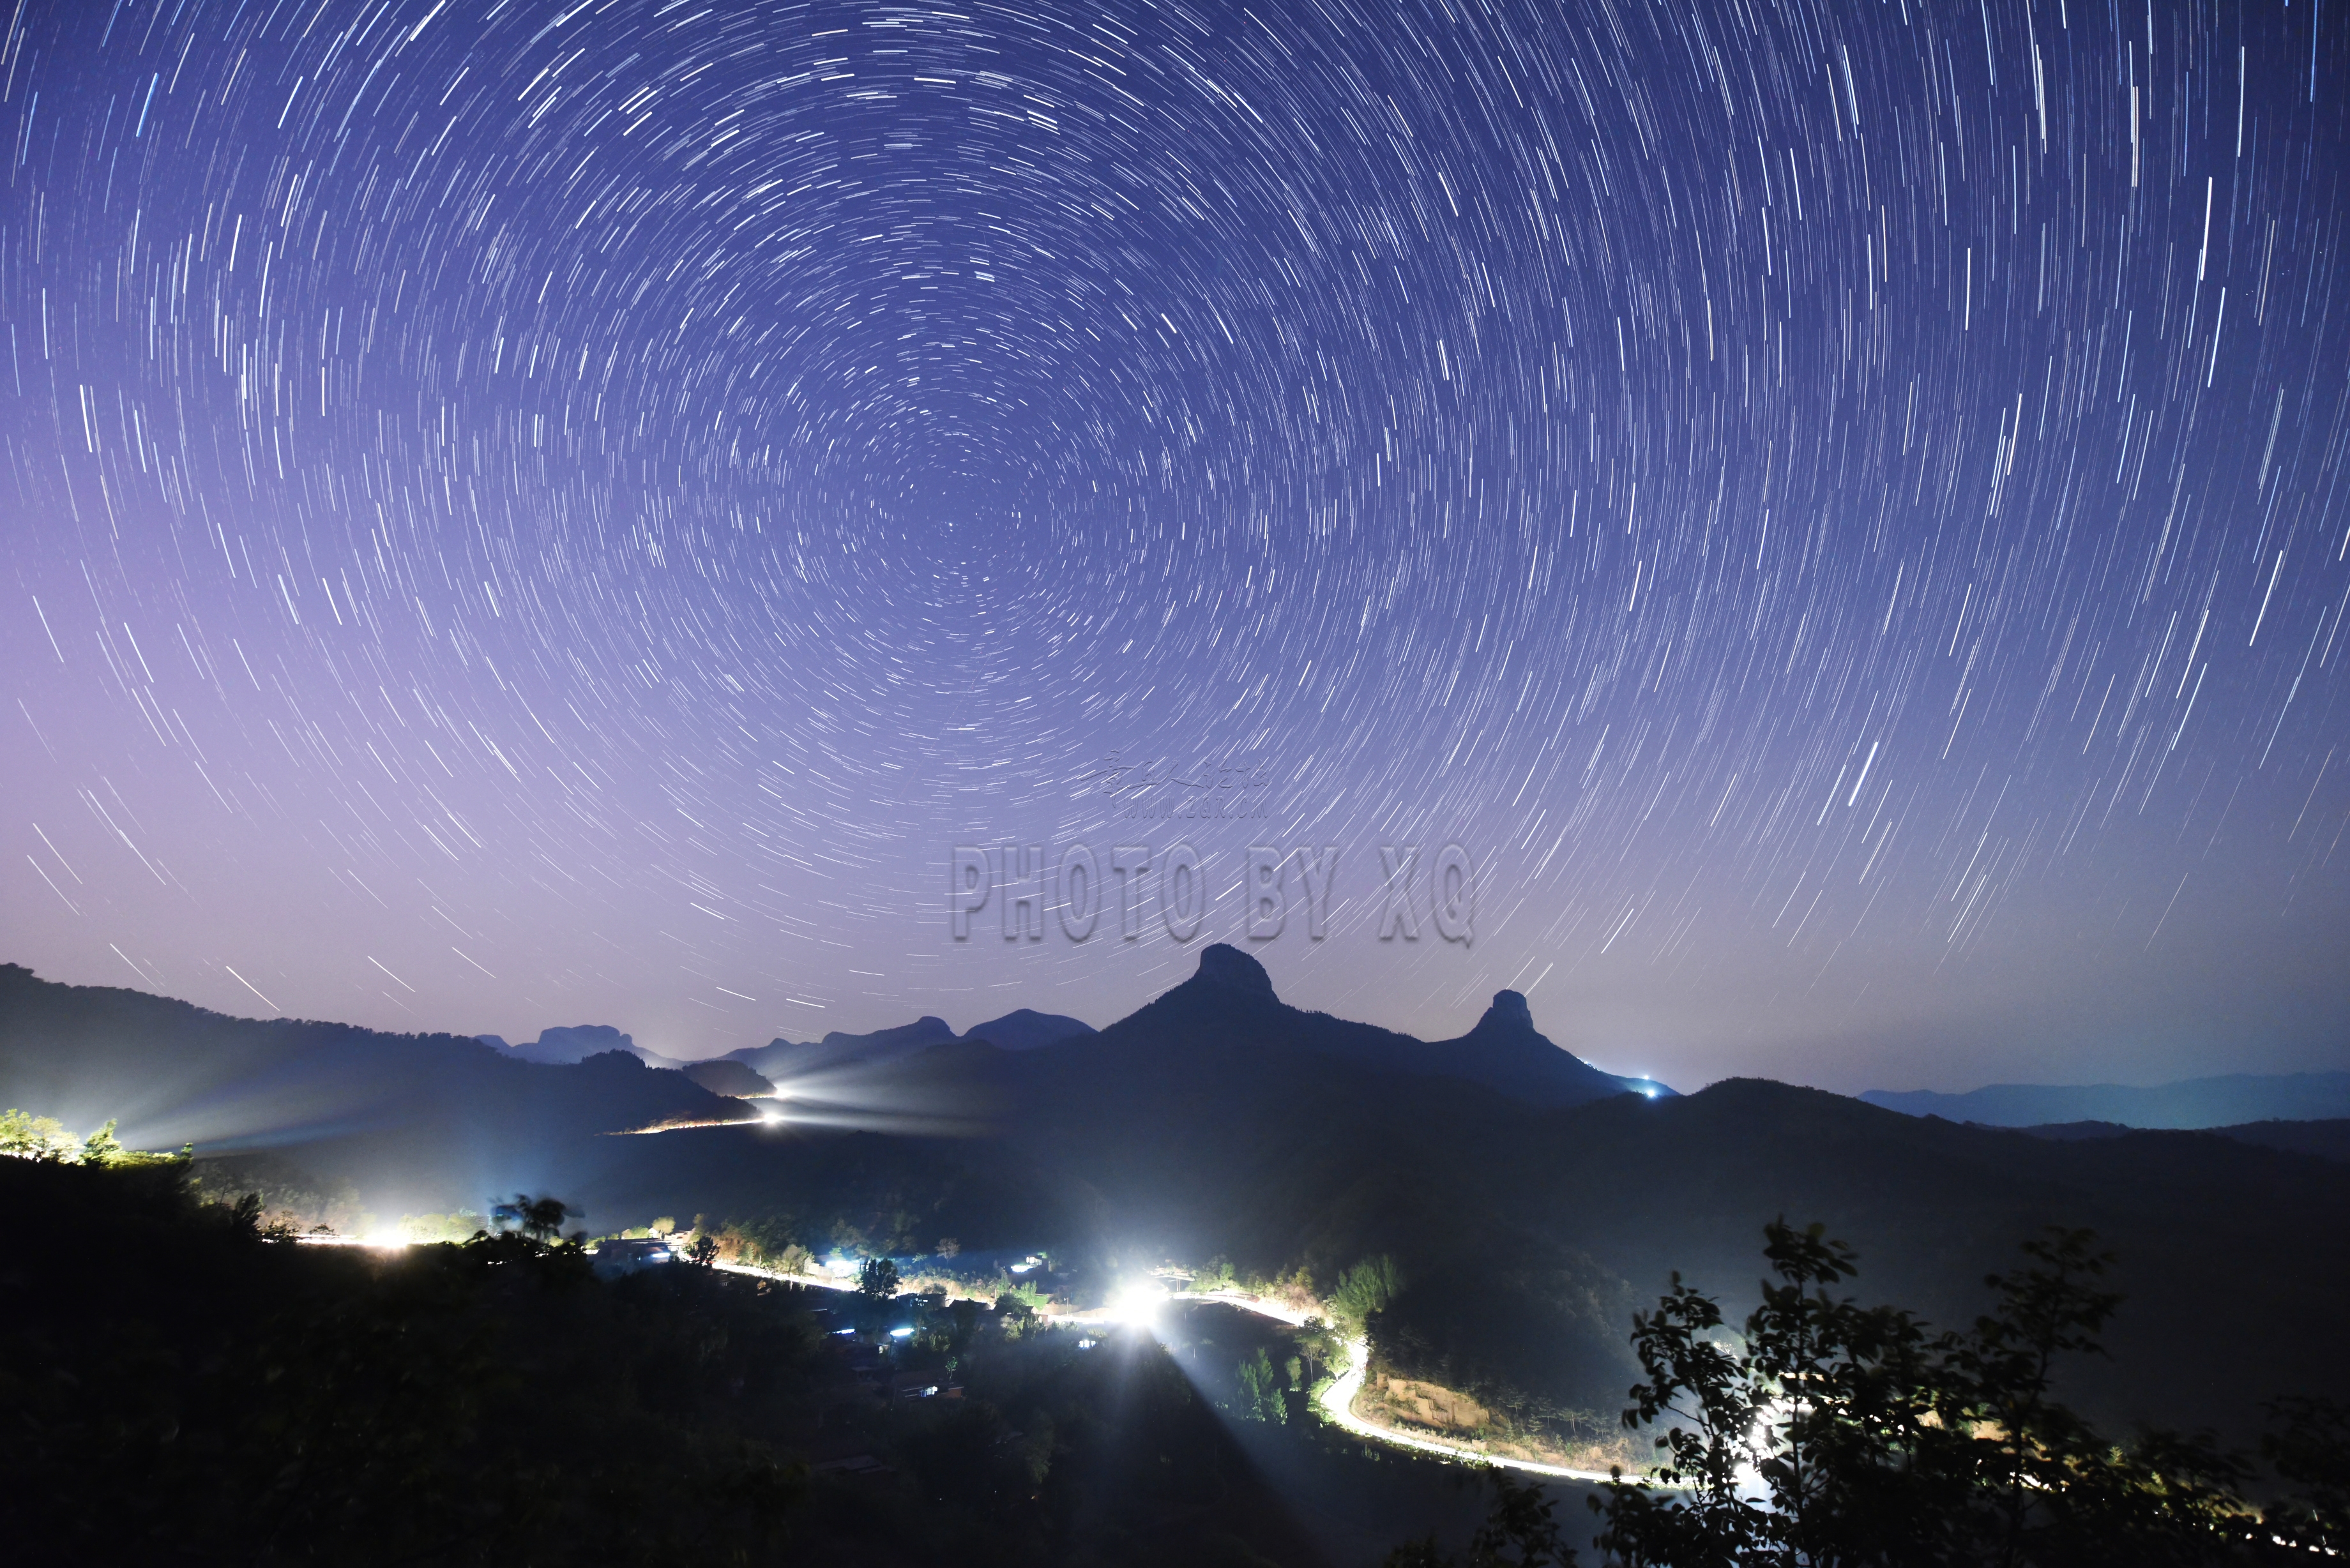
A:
[2003,1117,2350,1163]
[476,1008,1096,1087]
[471,954,1653,1108]
[1863,1071,2350,1129]
[0,963,751,1216]
[470,1026,778,1098]
[715,1007,1098,1087]
[0,944,1653,1198]
[1089,943,1667,1109]
[476,1023,689,1070]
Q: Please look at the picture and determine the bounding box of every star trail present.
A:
[4,0,2346,1092]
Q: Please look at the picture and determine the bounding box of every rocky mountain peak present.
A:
[1192,942,1277,998]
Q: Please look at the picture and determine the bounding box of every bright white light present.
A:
[1109,1280,1168,1328]
[364,1229,409,1249]
[1010,1262,1035,1274]
[824,1256,856,1276]
[888,1325,914,1339]
[1076,1338,1096,1350]
[757,1102,785,1124]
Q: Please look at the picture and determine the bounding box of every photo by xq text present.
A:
[946,842,1478,946]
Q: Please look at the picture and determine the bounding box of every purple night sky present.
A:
[5,0,2347,1094]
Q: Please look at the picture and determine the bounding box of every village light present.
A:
[1109,1280,1167,1329]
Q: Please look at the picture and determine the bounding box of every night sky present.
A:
[5,0,2346,1095]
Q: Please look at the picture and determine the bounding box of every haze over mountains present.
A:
[1851,1072,2350,1133]
[478,1008,1099,1074]
[0,946,1658,1214]
[1863,1072,2350,1129]
[0,962,748,1217]
[7,946,2349,1449]
[471,1008,1103,1102]
[718,1006,1101,1083]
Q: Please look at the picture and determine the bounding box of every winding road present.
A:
[705,1258,1633,1484]
[1181,1288,1628,1485]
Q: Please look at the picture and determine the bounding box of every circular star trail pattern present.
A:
[3,0,2346,1090]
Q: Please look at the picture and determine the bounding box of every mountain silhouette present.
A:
[678,1059,777,1099]
[0,964,750,1217]
[1862,1071,2350,1128]
[478,1023,688,1070]
[720,1015,958,1085]
[2002,1115,2350,1163]
[1083,943,1663,1108]
[715,1008,1098,1082]
[1425,986,1669,1106]
[960,1007,1096,1051]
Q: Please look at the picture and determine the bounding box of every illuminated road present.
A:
[713,1258,854,1290]
[1183,1290,1630,1485]
[708,1261,1639,1485]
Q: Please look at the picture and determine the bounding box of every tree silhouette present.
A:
[993,1292,1039,1340]
[2263,1396,2350,1554]
[1237,1346,1286,1424]
[857,1255,900,1300]
[0,1108,80,1160]
[1589,1220,2271,1567]
[1332,1253,1403,1328]
[1384,1469,1577,1566]
[491,1193,577,1244]
[79,1119,124,1166]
